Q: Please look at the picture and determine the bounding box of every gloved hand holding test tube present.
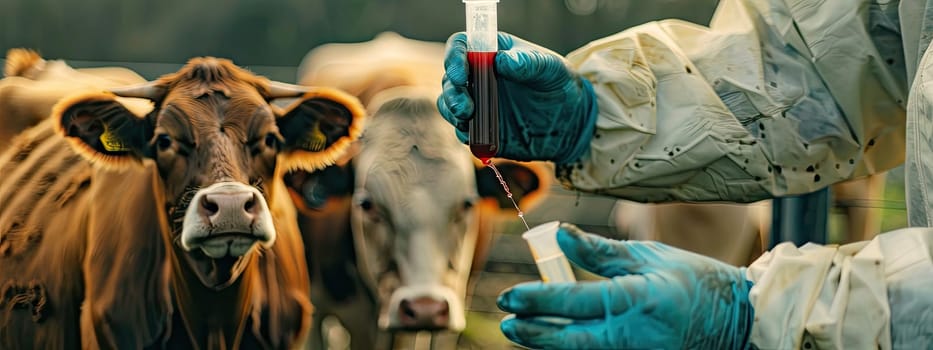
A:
[441,1,599,165]
[463,1,577,283]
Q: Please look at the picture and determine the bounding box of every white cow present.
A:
[353,86,481,332]
[292,32,548,349]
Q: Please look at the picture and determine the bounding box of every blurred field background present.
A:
[1,1,910,348]
[1,0,717,80]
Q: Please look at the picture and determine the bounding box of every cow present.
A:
[287,32,549,349]
[612,171,888,267]
[612,199,771,266]
[0,49,148,152]
[0,50,366,349]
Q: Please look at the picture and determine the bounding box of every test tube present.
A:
[522,221,576,283]
[463,0,500,164]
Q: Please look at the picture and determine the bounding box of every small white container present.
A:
[522,221,576,283]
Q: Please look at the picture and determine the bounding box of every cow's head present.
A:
[52,57,365,289]
[337,88,544,332]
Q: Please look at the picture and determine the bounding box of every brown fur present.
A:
[4,48,44,78]
[0,49,148,153]
[276,89,366,173]
[0,54,366,349]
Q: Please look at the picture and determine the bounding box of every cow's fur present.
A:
[288,33,549,349]
[0,49,148,152]
[0,51,366,349]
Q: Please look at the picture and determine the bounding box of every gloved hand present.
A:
[498,224,755,350]
[437,32,599,164]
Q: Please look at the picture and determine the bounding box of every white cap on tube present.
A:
[463,0,499,52]
[521,221,563,261]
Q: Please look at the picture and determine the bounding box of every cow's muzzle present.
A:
[180,182,276,258]
[382,285,465,332]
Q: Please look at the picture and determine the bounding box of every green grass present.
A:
[828,167,908,244]
[460,311,516,349]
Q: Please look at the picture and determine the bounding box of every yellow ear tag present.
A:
[302,120,327,152]
[99,124,130,152]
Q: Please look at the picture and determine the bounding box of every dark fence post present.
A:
[770,187,831,248]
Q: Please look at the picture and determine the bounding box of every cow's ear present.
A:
[283,163,355,215]
[476,159,550,212]
[275,87,366,172]
[54,91,154,169]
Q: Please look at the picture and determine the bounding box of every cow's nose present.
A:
[199,191,259,225]
[397,297,450,330]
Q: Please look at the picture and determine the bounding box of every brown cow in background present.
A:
[0,49,147,152]
[0,50,366,348]
[288,32,549,349]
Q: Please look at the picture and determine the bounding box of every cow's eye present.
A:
[353,193,382,222]
[156,134,173,151]
[453,199,475,223]
[357,198,383,223]
[264,133,277,148]
[359,198,374,211]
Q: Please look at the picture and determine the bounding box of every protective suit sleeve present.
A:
[745,227,933,349]
[906,21,933,227]
[557,0,907,202]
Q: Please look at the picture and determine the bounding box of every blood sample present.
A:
[463,0,500,161]
[467,51,499,162]
[486,160,530,231]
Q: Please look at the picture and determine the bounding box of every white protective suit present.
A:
[556,0,933,348]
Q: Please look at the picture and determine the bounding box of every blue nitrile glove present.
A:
[437,32,598,164]
[498,224,755,350]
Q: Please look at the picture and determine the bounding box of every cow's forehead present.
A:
[159,92,272,132]
[157,57,268,94]
[158,58,268,105]
[355,95,477,206]
[155,58,273,132]
[367,154,472,183]
[359,148,476,205]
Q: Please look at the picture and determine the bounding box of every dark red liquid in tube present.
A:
[467,51,499,163]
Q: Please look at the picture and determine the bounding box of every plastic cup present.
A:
[522,221,576,283]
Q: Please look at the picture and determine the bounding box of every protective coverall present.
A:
[566,1,932,345]
[437,0,933,348]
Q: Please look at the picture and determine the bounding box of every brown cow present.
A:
[0,51,366,348]
[287,32,549,349]
[0,49,148,152]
